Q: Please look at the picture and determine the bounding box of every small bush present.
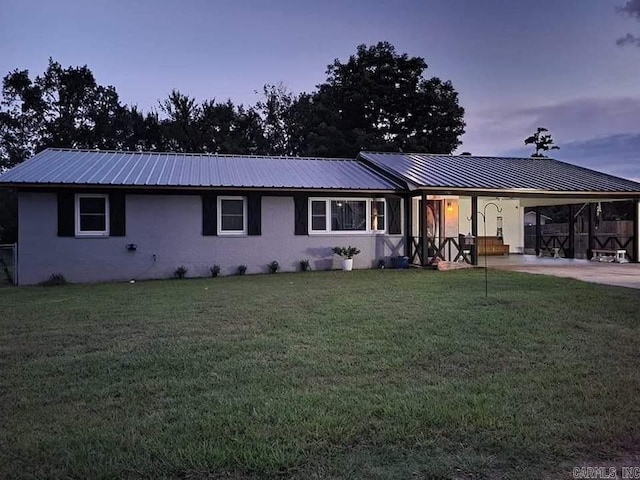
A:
[237,265,247,275]
[175,266,188,279]
[268,260,279,274]
[39,273,67,287]
[377,259,386,269]
[210,265,221,277]
[0,258,12,284]
[300,259,311,272]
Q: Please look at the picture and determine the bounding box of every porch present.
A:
[404,194,640,267]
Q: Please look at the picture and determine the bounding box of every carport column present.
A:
[634,198,640,263]
[587,203,594,259]
[421,192,428,266]
[567,204,575,259]
[535,207,541,256]
[404,195,412,259]
[471,196,479,265]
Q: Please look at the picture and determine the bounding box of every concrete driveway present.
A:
[486,255,640,289]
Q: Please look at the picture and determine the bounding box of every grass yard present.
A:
[1,269,639,479]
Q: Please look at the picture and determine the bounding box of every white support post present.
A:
[636,199,640,263]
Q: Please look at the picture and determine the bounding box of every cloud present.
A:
[459,96,640,181]
[617,0,640,46]
[618,0,640,19]
[616,33,640,46]
[502,133,640,181]
[461,96,640,155]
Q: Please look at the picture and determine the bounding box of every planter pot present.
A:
[341,258,354,271]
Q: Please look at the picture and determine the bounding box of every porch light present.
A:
[446,201,453,213]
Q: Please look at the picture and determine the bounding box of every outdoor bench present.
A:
[591,249,629,263]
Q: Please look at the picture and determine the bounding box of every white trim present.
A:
[308,197,402,235]
[636,199,640,263]
[217,196,247,235]
[75,194,109,237]
[309,199,329,233]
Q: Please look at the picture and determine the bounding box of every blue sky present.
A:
[1,0,639,179]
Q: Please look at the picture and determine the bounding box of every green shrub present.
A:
[174,266,188,279]
[268,261,279,274]
[210,265,221,277]
[39,273,67,287]
[332,246,361,259]
[237,265,247,275]
[300,259,311,272]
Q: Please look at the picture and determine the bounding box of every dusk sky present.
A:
[2,0,640,180]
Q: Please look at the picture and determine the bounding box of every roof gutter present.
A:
[409,186,640,198]
[1,182,404,195]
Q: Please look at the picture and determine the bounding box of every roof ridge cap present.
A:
[41,148,354,162]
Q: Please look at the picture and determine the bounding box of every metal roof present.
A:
[359,152,640,194]
[0,148,401,191]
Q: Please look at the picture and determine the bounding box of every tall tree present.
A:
[524,127,560,157]
[255,83,299,156]
[198,100,265,154]
[0,58,127,167]
[159,89,202,152]
[304,42,465,157]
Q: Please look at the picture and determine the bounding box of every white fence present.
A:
[0,244,17,285]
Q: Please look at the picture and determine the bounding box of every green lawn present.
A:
[1,269,639,479]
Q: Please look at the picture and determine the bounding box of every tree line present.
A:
[0,42,466,242]
[0,42,466,170]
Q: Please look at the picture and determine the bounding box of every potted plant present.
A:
[332,246,361,271]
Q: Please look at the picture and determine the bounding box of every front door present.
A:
[426,200,442,258]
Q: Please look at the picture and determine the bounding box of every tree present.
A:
[0,58,131,168]
[198,100,265,154]
[254,83,298,156]
[159,89,202,152]
[524,127,560,157]
[158,91,265,155]
[305,42,465,157]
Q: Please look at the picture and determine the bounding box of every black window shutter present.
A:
[247,194,262,236]
[293,194,308,235]
[109,192,126,236]
[57,192,75,237]
[387,196,402,235]
[202,194,217,235]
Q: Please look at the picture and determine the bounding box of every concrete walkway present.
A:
[485,255,640,289]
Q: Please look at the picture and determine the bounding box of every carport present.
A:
[357,152,640,266]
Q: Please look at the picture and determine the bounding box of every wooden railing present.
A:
[409,236,473,265]
[592,236,634,261]
[539,235,571,258]
[537,235,635,261]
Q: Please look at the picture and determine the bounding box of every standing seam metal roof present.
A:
[358,152,640,193]
[0,148,401,190]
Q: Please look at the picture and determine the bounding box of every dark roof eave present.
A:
[2,182,404,194]
[409,185,640,198]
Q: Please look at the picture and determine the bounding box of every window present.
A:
[371,200,385,232]
[75,194,109,236]
[308,198,392,234]
[311,200,327,232]
[331,200,366,231]
[218,196,247,234]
